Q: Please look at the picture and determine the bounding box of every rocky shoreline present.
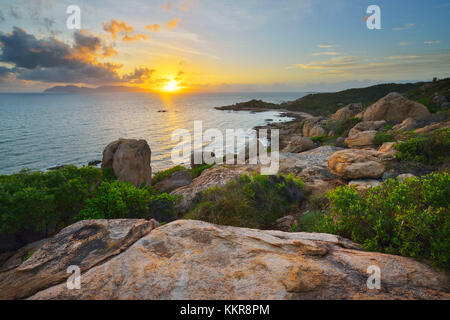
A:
[0,85,449,300]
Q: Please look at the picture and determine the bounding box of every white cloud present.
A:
[424,40,441,45]
[393,23,415,31]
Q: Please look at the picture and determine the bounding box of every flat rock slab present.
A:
[27,220,449,300]
[0,219,158,300]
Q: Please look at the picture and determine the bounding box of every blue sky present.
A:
[0,0,449,92]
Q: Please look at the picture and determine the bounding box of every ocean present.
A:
[0,92,306,175]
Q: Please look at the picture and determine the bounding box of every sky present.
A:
[0,0,449,92]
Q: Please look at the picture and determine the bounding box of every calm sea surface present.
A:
[0,92,306,175]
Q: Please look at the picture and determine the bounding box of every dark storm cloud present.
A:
[0,27,72,69]
[0,28,127,84]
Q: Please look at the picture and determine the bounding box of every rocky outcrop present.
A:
[392,118,418,132]
[378,142,397,154]
[154,170,192,192]
[0,219,159,300]
[361,93,431,121]
[279,146,345,194]
[328,149,393,180]
[282,135,314,153]
[331,103,363,121]
[302,117,328,137]
[102,139,152,187]
[344,130,377,149]
[9,220,446,300]
[171,164,258,213]
[348,179,381,191]
[348,121,386,137]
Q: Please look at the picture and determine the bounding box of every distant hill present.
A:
[280,82,426,116]
[43,85,148,94]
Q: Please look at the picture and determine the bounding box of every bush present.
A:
[189,163,215,179]
[312,172,450,269]
[0,166,177,253]
[374,131,395,145]
[185,173,304,229]
[152,165,186,185]
[76,181,177,222]
[394,128,450,164]
[325,117,361,137]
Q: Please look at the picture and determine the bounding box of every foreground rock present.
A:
[362,93,431,121]
[17,220,449,300]
[328,149,394,179]
[154,170,192,192]
[171,164,258,213]
[102,139,152,187]
[0,219,159,300]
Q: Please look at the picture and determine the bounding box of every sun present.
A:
[162,79,180,92]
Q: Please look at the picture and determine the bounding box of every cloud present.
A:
[385,55,420,60]
[288,51,450,77]
[9,6,21,19]
[0,27,151,84]
[399,42,410,46]
[317,44,334,49]
[167,18,180,29]
[424,40,441,45]
[311,52,341,56]
[0,10,5,23]
[122,67,155,83]
[103,20,147,42]
[393,23,415,31]
[103,20,134,39]
[146,24,160,32]
[122,33,147,42]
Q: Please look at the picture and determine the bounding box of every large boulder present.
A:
[328,149,393,179]
[361,93,431,121]
[0,219,159,300]
[331,103,363,121]
[303,117,327,137]
[348,120,386,137]
[102,139,152,187]
[282,135,314,153]
[154,170,192,192]
[344,130,377,149]
[14,220,448,300]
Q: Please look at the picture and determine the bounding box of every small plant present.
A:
[311,172,450,269]
[152,165,186,185]
[394,128,450,164]
[189,163,215,179]
[23,250,35,262]
[185,173,304,229]
[373,131,395,145]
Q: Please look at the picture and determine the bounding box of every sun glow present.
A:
[162,79,180,92]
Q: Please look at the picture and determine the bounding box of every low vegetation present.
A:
[0,166,177,252]
[185,173,304,229]
[309,172,449,269]
[152,163,216,186]
[406,78,450,113]
[394,128,450,164]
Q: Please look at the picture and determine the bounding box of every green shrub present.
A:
[189,163,215,179]
[311,135,328,143]
[312,172,450,269]
[185,173,304,229]
[374,131,395,145]
[325,117,361,137]
[76,180,177,222]
[394,128,450,164]
[152,165,186,185]
[0,166,177,253]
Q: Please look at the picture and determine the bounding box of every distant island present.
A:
[43,85,148,94]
